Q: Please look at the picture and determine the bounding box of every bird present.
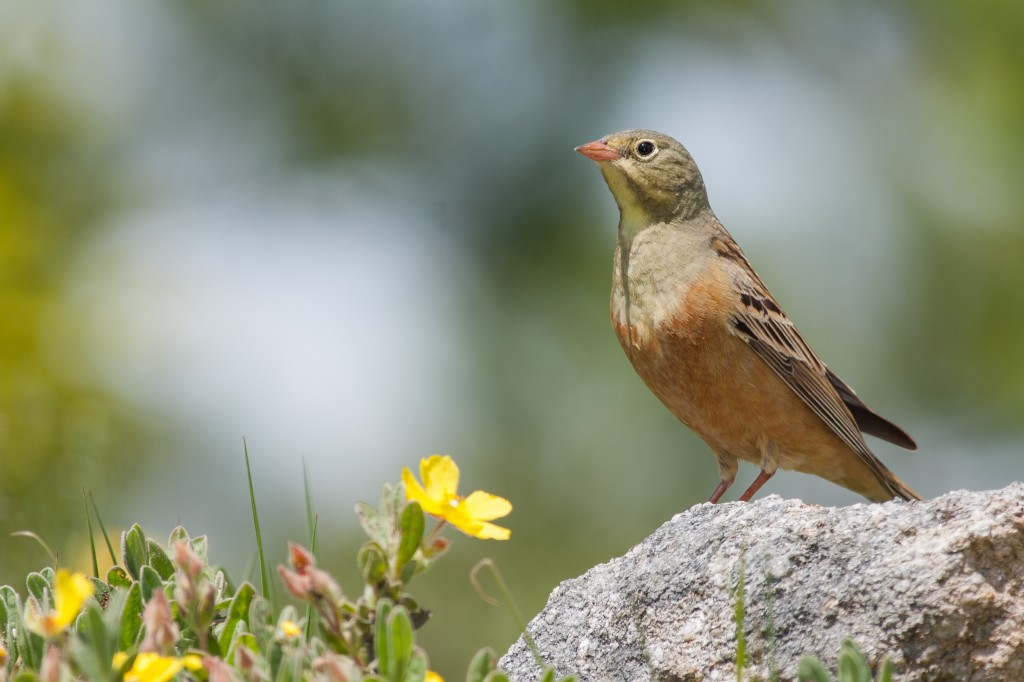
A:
[575,129,920,503]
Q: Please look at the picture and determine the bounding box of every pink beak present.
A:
[575,139,621,162]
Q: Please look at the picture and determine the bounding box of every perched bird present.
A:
[576,130,920,503]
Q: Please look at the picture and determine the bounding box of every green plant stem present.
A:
[471,558,544,668]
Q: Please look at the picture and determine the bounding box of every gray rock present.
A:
[499,484,1024,681]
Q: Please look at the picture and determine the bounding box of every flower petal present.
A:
[53,569,94,630]
[421,455,459,501]
[471,521,511,541]
[462,491,512,521]
[126,653,184,682]
[443,502,510,540]
[403,467,445,516]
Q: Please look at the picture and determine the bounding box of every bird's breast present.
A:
[610,224,719,351]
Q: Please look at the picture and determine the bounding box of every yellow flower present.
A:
[123,652,184,682]
[425,671,444,682]
[402,455,512,540]
[181,654,203,672]
[280,620,302,638]
[24,569,94,637]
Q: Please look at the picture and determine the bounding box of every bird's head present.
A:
[576,129,710,228]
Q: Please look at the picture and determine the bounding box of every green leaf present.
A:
[21,627,44,672]
[121,524,148,581]
[168,526,189,549]
[0,586,20,664]
[838,640,870,682]
[218,581,256,654]
[0,595,8,640]
[355,502,387,546]
[249,595,276,650]
[213,570,228,602]
[249,594,273,627]
[406,650,428,682]
[146,540,175,580]
[70,603,116,682]
[466,647,498,682]
[12,671,41,682]
[539,668,556,682]
[25,572,50,608]
[400,559,419,585]
[375,600,394,679]
[119,582,144,649]
[359,543,389,586]
[397,502,424,571]
[138,565,164,603]
[797,656,833,682]
[191,535,209,565]
[106,566,132,589]
[482,672,509,682]
[379,483,401,547]
[89,578,112,608]
[877,656,893,682]
[387,606,414,682]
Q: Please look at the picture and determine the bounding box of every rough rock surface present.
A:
[500,485,1024,682]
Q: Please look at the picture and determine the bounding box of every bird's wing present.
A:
[727,276,875,460]
[710,233,918,453]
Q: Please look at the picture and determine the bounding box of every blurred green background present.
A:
[2,0,1023,676]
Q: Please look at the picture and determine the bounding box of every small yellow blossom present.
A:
[181,654,203,672]
[425,671,444,682]
[123,652,184,682]
[402,455,512,540]
[112,652,129,670]
[280,620,302,638]
[24,569,94,638]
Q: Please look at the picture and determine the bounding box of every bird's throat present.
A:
[615,204,657,328]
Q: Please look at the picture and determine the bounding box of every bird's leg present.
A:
[737,469,775,502]
[708,478,734,504]
[709,453,739,503]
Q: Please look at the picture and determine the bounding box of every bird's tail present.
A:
[874,464,922,502]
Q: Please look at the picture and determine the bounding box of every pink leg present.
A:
[708,478,734,504]
[737,469,775,502]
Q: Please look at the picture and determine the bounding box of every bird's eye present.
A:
[636,140,656,158]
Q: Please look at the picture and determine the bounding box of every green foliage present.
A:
[0,469,564,682]
[798,640,894,682]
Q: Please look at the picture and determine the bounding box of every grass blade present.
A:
[10,531,55,565]
[83,488,99,578]
[303,458,318,554]
[244,438,270,599]
[302,457,320,637]
[88,491,118,565]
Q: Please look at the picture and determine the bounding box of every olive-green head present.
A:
[576,129,710,228]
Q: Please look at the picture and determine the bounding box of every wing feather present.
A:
[728,275,902,490]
